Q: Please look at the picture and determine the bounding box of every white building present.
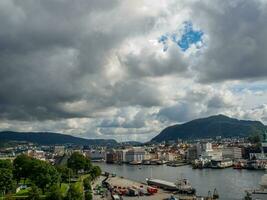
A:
[222,147,242,160]
[117,149,128,163]
[125,147,145,163]
[85,150,105,161]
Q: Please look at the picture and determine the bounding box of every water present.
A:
[95,162,266,200]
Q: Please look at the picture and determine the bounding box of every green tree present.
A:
[13,154,32,183]
[0,159,12,170]
[67,152,90,174]
[56,166,73,184]
[83,176,91,191]
[84,191,93,200]
[65,184,83,200]
[0,168,14,194]
[30,160,60,193]
[45,185,63,200]
[90,166,101,181]
[27,184,41,200]
[248,133,261,144]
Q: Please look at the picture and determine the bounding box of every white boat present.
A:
[146,178,196,194]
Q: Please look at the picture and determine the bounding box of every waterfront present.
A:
[96,162,266,200]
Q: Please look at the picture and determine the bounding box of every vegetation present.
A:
[0,152,101,199]
[27,184,41,200]
[0,131,117,146]
[67,152,92,174]
[65,184,83,200]
[152,114,267,142]
[45,185,63,200]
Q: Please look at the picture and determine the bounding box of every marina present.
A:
[96,162,266,200]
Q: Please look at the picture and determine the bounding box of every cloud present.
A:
[0,0,267,141]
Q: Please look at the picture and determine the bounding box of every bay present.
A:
[96,162,265,200]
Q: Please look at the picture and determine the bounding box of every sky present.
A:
[0,0,267,142]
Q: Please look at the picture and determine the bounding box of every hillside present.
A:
[151,114,267,142]
[0,131,117,146]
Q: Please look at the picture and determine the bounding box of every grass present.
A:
[15,188,30,196]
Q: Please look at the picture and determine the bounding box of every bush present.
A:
[45,185,63,200]
[83,177,92,191]
[27,184,41,200]
[84,191,93,200]
[65,184,83,200]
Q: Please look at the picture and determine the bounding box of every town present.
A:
[1,133,267,200]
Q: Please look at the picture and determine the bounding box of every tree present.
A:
[30,160,60,193]
[0,168,14,195]
[27,184,41,200]
[83,176,92,191]
[67,152,91,174]
[84,191,93,200]
[56,166,73,184]
[90,166,101,181]
[45,185,63,200]
[248,133,261,144]
[13,154,32,183]
[65,184,83,200]
[0,159,12,170]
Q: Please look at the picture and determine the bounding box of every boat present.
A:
[245,174,267,200]
[146,178,196,194]
[210,159,233,169]
[175,179,196,195]
[146,178,178,191]
[129,161,142,165]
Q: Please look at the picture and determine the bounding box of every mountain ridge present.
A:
[151,114,267,142]
[0,131,117,146]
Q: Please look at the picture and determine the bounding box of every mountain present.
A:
[0,131,117,146]
[151,114,267,142]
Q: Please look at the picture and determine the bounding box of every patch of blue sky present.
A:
[158,21,204,52]
[230,83,267,93]
[177,21,204,51]
[158,34,169,52]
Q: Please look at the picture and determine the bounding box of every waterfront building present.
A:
[106,149,118,163]
[187,145,198,162]
[222,147,242,160]
[116,149,128,163]
[125,147,145,163]
[84,149,105,161]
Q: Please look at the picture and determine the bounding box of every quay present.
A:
[93,173,219,200]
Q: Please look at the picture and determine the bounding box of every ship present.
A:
[146,178,196,194]
[146,178,178,191]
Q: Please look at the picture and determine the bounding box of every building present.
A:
[125,147,145,163]
[187,145,198,162]
[116,149,128,163]
[54,146,65,156]
[106,150,118,163]
[222,147,242,160]
[85,150,105,161]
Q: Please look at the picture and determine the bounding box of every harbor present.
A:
[96,162,266,200]
[96,174,219,200]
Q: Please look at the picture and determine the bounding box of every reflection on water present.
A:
[96,162,265,200]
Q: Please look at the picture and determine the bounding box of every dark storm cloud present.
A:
[191,0,267,82]
[1,0,267,141]
[0,0,162,121]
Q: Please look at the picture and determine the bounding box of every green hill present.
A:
[0,131,117,146]
[151,114,267,142]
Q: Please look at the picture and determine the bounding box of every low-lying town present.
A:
[1,134,267,199]
[2,135,267,169]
